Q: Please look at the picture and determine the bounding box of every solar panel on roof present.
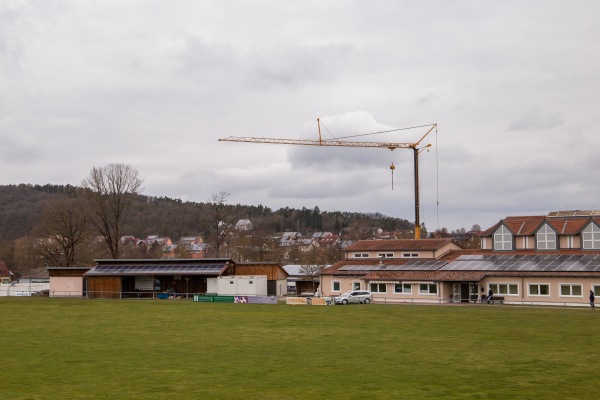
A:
[90,263,226,275]
[443,254,600,272]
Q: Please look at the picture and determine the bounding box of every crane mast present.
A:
[219,120,436,239]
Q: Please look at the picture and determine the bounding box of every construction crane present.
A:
[219,119,437,239]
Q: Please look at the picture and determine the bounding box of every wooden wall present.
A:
[87,276,121,299]
[232,264,288,280]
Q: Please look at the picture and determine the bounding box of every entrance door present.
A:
[460,284,471,303]
[452,283,461,303]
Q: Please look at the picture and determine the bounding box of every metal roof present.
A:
[85,263,229,276]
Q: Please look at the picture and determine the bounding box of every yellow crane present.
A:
[219,119,437,239]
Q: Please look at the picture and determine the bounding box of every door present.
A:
[460,284,471,303]
[452,283,461,303]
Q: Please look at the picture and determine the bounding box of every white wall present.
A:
[49,277,84,297]
[207,276,268,296]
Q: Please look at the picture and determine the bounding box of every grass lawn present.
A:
[1,298,599,399]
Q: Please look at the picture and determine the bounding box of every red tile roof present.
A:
[344,239,462,252]
[0,261,12,277]
[481,215,600,236]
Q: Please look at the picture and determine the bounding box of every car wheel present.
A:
[342,299,348,305]
[364,298,370,304]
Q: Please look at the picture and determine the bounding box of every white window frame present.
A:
[378,253,394,259]
[331,281,341,292]
[354,253,369,258]
[352,281,361,290]
[401,252,419,258]
[593,285,600,297]
[582,223,600,250]
[536,224,557,250]
[559,284,582,297]
[493,225,513,251]
[488,283,519,296]
[370,283,387,293]
[528,283,550,296]
[419,283,437,295]
[394,283,412,294]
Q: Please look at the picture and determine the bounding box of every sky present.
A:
[1,1,600,233]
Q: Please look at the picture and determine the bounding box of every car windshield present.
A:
[341,291,353,296]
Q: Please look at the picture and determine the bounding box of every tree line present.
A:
[0,164,417,275]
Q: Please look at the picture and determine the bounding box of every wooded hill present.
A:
[0,184,415,240]
[0,184,417,273]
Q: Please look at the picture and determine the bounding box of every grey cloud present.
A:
[506,107,565,132]
[246,43,354,89]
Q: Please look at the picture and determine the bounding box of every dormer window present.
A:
[536,224,557,250]
[582,223,600,249]
[493,225,513,251]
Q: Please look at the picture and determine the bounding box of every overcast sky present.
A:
[1,1,599,232]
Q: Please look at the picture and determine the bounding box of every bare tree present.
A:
[34,196,89,267]
[80,163,143,259]
[211,191,233,257]
[300,264,325,294]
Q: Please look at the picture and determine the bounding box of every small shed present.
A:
[207,275,268,296]
[48,267,92,297]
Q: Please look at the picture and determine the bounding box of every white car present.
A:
[334,290,373,305]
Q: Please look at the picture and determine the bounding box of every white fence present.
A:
[0,283,50,297]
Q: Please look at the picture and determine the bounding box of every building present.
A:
[320,212,600,307]
[235,219,254,231]
[0,261,14,285]
[82,258,287,299]
[207,275,267,296]
[320,239,464,302]
[228,262,288,296]
[282,264,323,295]
[48,267,92,297]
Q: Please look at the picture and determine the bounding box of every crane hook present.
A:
[390,162,395,190]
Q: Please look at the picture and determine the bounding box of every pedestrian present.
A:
[590,290,595,309]
[487,287,493,304]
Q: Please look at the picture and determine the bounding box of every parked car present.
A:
[334,290,373,305]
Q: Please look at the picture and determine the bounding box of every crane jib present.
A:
[218,137,415,149]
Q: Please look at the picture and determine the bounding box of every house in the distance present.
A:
[0,261,14,285]
[235,219,254,231]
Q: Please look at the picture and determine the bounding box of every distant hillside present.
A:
[0,184,415,242]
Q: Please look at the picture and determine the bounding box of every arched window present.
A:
[536,224,557,250]
[582,223,600,250]
[493,225,513,250]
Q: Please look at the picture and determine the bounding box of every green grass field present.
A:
[1,298,599,399]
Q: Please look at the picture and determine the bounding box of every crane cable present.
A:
[435,125,440,231]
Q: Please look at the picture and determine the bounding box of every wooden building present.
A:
[85,258,234,299]
[84,259,288,299]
